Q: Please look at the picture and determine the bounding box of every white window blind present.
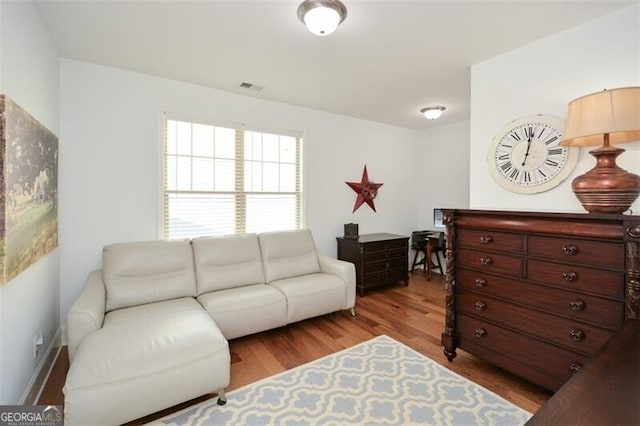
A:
[163,116,303,239]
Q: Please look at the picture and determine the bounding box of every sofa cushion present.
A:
[102,239,196,312]
[269,273,347,323]
[198,284,287,339]
[192,234,265,295]
[104,297,202,326]
[258,229,321,283]
[64,297,229,426]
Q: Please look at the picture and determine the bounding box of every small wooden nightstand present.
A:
[337,233,409,296]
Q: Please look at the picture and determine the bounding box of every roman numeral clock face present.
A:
[488,115,579,194]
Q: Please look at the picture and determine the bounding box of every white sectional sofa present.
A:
[63,229,356,426]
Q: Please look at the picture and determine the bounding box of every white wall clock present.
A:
[487,114,579,194]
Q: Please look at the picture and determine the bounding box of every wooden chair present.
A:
[410,232,444,280]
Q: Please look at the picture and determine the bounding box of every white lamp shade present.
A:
[303,6,341,36]
[560,86,640,147]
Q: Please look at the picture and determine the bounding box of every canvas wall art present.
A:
[0,95,58,284]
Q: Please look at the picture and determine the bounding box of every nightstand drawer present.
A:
[527,235,624,269]
[527,260,623,298]
[458,249,523,277]
[457,269,624,330]
[458,291,615,354]
[457,229,524,253]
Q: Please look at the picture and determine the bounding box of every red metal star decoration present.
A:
[346,165,384,213]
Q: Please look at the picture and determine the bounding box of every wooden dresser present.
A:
[526,320,639,425]
[337,233,409,296]
[441,209,640,391]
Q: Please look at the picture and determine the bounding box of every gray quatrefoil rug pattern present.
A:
[151,335,532,425]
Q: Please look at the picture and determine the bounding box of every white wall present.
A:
[0,0,60,404]
[416,119,471,227]
[470,5,639,212]
[59,60,425,334]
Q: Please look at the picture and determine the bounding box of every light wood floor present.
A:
[38,272,552,424]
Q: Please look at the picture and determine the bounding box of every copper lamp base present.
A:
[572,144,640,214]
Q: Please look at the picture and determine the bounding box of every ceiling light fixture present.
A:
[420,106,446,120]
[297,0,347,36]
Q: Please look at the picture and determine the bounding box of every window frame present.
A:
[160,113,304,239]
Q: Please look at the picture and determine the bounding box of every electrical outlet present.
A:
[33,331,44,359]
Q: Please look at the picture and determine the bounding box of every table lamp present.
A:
[560,86,640,214]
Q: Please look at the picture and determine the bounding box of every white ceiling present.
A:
[34,0,633,129]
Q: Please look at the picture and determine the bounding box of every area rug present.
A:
[150,335,532,425]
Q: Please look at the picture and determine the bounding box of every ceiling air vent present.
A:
[239,82,264,91]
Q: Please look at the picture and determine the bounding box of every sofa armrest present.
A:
[317,253,356,309]
[67,270,106,363]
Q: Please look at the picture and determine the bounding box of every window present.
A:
[162,116,303,239]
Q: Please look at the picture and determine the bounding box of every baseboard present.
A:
[20,328,61,405]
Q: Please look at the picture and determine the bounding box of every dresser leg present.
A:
[442,330,456,361]
[443,349,457,362]
[350,307,356,317]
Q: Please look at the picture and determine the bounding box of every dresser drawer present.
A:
[363,261,386,274]
[386,239,408,250]
[527,260,624,299]
[362,242,386,253]
[363,252,386,264]
[364,271,387,285]
[388,258,407,270]
[458,291,615,355]
[387,247,407,260]
[457,229,524,253]
[457,269,624,330]
[527,235,624,269]
[457,314,591,389]
[387,269,408,283]
[458,249,523,277]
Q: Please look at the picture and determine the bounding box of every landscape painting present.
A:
[0,95,58,284]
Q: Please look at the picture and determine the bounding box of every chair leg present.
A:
[410,249,420,272]
[435,251,444,275]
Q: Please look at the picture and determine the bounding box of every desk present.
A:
[410,230,444,280]
[526,320,640,425]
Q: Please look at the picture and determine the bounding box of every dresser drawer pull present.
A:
[474,328,487,338]
[474,301,487,311]
[562,272,577,282]
[569,300,585,312]
[479,235,493,244]
[569,363,583,374]
[569,329,585,342]
[475,277,486,288]
[627,225,640,238]
[562,245,578,256]
[480,257,492,266]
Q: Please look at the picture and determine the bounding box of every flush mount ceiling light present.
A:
[420,106,446,120]
[297,0,347,36]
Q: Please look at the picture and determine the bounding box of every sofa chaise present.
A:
[63,229,356,425]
